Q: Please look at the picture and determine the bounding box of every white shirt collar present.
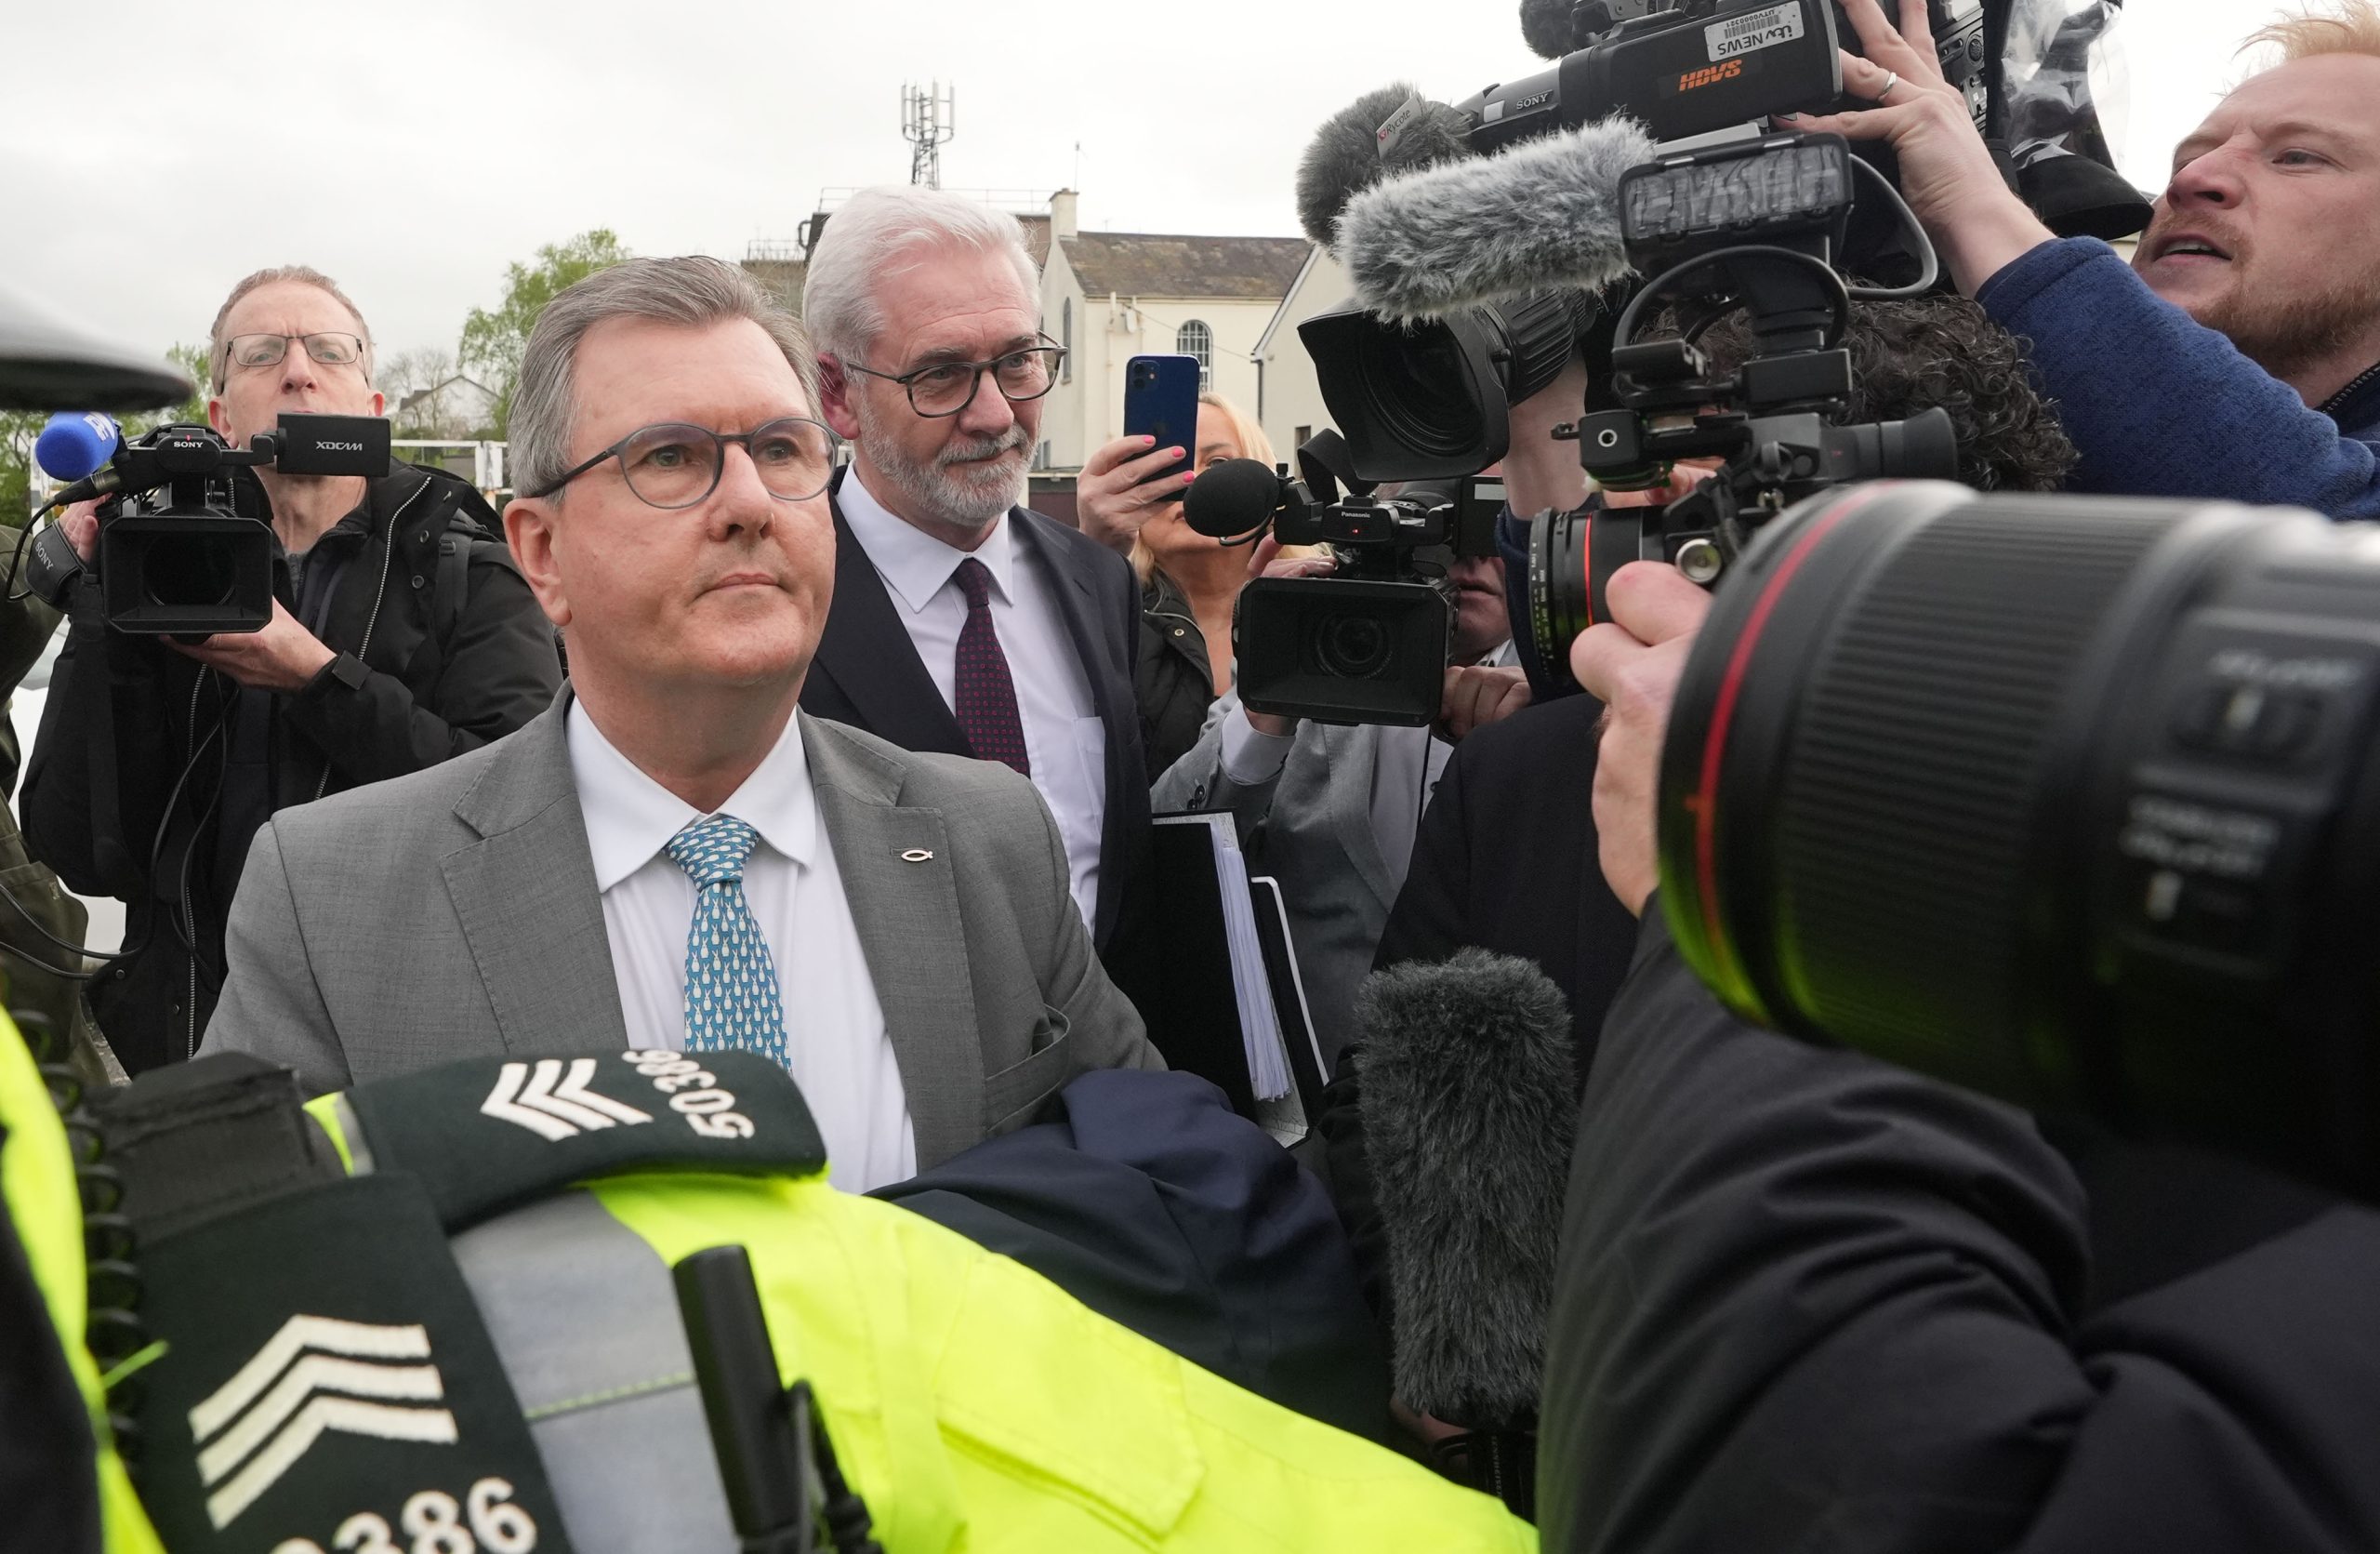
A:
[567,700,818,893]
[837,464,1017,616]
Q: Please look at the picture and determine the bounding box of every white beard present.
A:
[855,397,1030,530]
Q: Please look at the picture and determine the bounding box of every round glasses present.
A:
[841,341,1067,418]
[525,417,838,508]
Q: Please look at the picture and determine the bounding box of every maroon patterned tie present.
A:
[951,558,1031,777]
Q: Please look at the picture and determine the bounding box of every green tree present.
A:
[459,229,632,437]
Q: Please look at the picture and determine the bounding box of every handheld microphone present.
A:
[35,411,121,484]
[1182,458,1288,539]
[1296,84,1478,250]
[1337,114,1652,324]
[1354,950,1577,1431]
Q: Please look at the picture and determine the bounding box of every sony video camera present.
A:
[1469,0,1989,152]
[1526,129,1957,676]
[1180,437,1505,725]
[26,413,390,635]
[1298,0,2014,485]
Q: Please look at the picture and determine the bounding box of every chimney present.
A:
[1050,188,1078,243]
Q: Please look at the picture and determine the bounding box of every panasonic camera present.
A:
[26,413,390,636]
[1180,439,1504,725]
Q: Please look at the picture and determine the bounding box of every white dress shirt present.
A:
[838,469,1106,931]
[566,701,916,1193]
[1218,640,1517,895]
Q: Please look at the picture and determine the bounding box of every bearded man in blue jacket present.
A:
[1791,0,2380,515]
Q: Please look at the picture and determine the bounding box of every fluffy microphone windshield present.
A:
[1518,0,1583,59]
[1355,950,1577,1430]
[1338,113,1656,324]
[1296,83,1477,251]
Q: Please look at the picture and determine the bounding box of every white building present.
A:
[1033,191,1309,479]
[393,374,499,440]
[1250,245,1353,473]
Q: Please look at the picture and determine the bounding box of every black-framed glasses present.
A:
[840,337,1068,418]
[224,332,368,374]
[524,417,839,508]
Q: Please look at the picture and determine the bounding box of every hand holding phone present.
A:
[1121,354,1201,487]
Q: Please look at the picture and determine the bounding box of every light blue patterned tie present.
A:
[664,815,789,1067]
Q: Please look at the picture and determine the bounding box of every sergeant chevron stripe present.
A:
[480,1057,654,1141]
[190,1315,459,1529]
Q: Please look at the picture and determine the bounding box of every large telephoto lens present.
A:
[1659,481,2380,1199]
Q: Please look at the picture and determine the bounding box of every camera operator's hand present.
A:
[1569,562,1711,916]
[1781,0,2056,295]
[1438,664,1531,743]
[167,600,337,693]
[1075,434,1197,556]
[1240,534,1338,737]
[57,501,100,566]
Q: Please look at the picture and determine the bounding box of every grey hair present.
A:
[510,256,823,499]
[207,265,374,392]
[800,186,1041,363]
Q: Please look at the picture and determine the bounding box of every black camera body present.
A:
[1185,446,1503,725]
[1471,0,1988,151]
[1300,0,2000,489]
[29,413,390,636]
[1527,131,1957,675]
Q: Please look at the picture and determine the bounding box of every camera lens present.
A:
[1314,609,1399,675]
[1659,481,2380,1196]
[1315,613,1395,680]
[139,532,238,609]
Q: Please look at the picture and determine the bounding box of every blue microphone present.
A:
[34,411,122,484]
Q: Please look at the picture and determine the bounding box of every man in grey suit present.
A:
[201,256,1160,1189]
[1152,516,1529,1064]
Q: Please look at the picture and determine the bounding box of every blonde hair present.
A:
[1130,391,1277,586]
[2244,0,2380,64]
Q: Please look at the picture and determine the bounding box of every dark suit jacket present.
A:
[1317,694,1638,1315]
[1540,909,2380,1554]
[1372,693,1638,1050]
[800,471,1152,959]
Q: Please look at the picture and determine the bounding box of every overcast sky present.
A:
[3,0,2266,372]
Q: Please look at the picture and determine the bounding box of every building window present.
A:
[1061,299,1073,384]
[1176,319,1213,390]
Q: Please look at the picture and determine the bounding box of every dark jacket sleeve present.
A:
[278,548,561,789]
[1977,238,2380,517]
[21,587,190,897]
[1540,904,2380,1554]
[1539,903,2096,1554]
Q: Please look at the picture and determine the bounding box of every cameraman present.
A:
[1537,559,2380,1554]
[1149,498,1530,1065]
[21,267,562,1073]
[1786,0,2380,515]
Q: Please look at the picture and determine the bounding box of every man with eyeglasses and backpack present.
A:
[22,265,562,1075]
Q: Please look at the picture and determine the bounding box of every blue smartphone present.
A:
[1121,354,1203,487]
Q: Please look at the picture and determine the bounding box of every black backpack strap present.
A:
[435,528,470,647]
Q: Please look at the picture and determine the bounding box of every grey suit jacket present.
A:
[1150,694,1398,1066]
[199,694,1162,1170]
